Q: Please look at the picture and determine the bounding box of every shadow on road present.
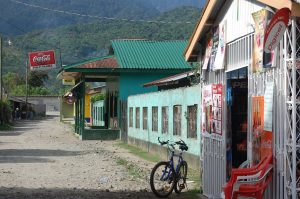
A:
[0,149,85,157]
[0,149,87,164]
[0,156,53,163]
[0,132,24,136]
[0,187,192,199]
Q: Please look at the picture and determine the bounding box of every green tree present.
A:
[3,72,25,95]
[28,71,49,87]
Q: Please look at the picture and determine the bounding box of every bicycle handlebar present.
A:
[158,137,188,151]
[158,137,169,145]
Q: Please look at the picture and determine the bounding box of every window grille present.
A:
[162,106,169,134]
[173,105,182,136]
[143,107,148,130]
[187,105,197,138]
[152,107,158,132]
[135,107,140,128]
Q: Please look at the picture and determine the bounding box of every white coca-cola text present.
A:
[33,54,51,63]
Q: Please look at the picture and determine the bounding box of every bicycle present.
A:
[150,137,189,198]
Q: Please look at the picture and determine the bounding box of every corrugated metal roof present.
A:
[64,55,118,71]
[111,40,192,69]
[143,70,196,87]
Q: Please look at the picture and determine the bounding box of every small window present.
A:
[136,107,140,128]
[152,107,158,132]
[187,105,197,139]
[143,107,148,130]
[173,105,182,136]
[162,106,169,134]
[129,107,133,127]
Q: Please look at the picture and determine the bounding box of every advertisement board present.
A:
[202,84,223,135]
[213,21,226,70]
[252,96,264,165]
[252,9,273,72]
[28,50,56,71]
[63,79,75,86]
[264,8,290,53]
[212,84,222,135]
[202,85,212,134]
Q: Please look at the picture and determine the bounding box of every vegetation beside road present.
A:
[116,141,202,198]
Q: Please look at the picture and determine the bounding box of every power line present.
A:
[9,0,193,24]
[0,15,91,63]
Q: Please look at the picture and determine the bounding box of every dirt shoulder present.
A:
[0,116,199,199]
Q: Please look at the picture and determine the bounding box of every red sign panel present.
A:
[202,84,223,136]
[28,50,56,71]
[264,7,290,53]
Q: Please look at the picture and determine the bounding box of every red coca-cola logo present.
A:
[29,50,56,68]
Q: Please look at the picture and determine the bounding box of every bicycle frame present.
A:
[160,146,184,181]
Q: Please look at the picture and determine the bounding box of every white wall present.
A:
[216,0,265,43]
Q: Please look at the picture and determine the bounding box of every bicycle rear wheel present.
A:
[174,161,188,194]
[150,161,176,198]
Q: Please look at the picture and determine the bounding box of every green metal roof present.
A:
[111,40,192,69]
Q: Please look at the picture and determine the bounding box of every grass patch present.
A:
[116,141,202,197]
[0,123,13,131]
[116,142,161,163]
[185,189,202,198]
[116,157,142,179]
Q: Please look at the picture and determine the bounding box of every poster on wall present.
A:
[202,34,213,70]
[264,81,274,131]
[202,85,212,134]
[252,96,264,165]
[260,130,272,160]
[212,84,222,135]
[202,84,223,135]
[213,21,226,70]
[252,9,273,73]
[208,26,219,71]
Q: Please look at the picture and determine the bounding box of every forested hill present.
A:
[0,0,203,36]
[2,6,201,95]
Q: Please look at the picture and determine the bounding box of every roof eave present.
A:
[184,0,300,61]
[184,0,218,61]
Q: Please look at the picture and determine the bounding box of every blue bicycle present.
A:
[150,137,189,198]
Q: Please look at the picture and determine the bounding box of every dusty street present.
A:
[0,115,196,199]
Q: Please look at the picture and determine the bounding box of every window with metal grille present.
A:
[143,107,148,130]
[129,107,133,127]
[162,106,169,134]
[187,105,197,139]
[173,105,182,136]
[136,107,140,128]
[152,107,158,132]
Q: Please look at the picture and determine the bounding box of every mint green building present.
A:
[58,40,192,140]
[127,84,201,169]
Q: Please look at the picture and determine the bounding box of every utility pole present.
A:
[0,36,3,124]
[25,60,28,119]
[0,36,2,101]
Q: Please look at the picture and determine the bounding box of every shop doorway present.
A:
[226,68,248,176]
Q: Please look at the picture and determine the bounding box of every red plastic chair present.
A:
[223,154,272,199]
[232,165,273,199]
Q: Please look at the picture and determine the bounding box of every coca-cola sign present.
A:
[28,50,56,71]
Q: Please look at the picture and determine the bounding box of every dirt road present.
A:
[0,116,196,199]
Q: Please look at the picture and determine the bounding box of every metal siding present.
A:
[218,0,264,43]
[202,70,226,198]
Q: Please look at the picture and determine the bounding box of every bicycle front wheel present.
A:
[174,161,188,194]
[150,161,176,198]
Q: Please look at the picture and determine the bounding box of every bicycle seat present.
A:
[179,144,188,151]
